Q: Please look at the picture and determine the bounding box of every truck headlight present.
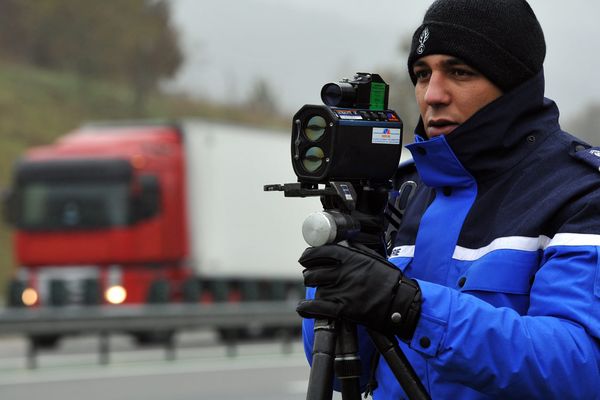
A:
[105,285,127,304]
[21,288,38,307]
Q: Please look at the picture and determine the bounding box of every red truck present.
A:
[3,120,318,344]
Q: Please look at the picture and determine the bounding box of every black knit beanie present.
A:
[407,0,546,92]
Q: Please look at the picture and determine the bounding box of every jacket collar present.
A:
[411,71,560,184]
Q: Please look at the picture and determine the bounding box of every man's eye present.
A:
[414,70,430,80]
[451,68,475,77]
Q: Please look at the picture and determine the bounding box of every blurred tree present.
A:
[0,0,35,63]
[0,0,183,114]
[246,77,278,113]
[564,103,600,146]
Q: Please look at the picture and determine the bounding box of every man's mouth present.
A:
[426,119,459,137]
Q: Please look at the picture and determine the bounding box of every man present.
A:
[298,0,600,398]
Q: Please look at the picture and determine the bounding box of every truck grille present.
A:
[36,266,100,306]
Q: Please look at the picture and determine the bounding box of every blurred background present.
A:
[2,0,600,306]
[0,1,598,398]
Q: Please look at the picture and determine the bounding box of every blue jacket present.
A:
[303,72,600,398]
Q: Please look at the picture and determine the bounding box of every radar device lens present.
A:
[302,147,325,172]
[305,116,327,141]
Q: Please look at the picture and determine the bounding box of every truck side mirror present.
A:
[132,174,161,222]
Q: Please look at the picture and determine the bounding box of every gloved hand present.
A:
[296,244,422,341]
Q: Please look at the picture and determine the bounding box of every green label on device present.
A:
[369,82,386,110]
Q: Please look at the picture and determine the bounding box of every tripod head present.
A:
[264,181,361,246]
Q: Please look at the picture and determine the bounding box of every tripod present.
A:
[264,181,430,399]
[306,316,430,400]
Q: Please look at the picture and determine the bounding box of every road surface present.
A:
[0,332,345,400]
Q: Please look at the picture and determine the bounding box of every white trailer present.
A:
[182,120,321,281]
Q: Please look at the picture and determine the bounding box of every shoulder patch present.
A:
[570,141,600,172]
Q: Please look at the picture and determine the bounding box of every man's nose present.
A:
[424,72,451,106]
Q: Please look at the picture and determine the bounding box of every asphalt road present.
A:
[0,332,343,400]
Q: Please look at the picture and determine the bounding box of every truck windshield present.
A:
[18,181,130,230]
[11,158,134,231]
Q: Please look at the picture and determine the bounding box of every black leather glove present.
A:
[297,244,422,341]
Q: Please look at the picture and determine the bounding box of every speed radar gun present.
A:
[265,73,429,400]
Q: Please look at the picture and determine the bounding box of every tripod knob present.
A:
[302,211,360,246]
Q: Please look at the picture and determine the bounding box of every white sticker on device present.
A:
[372,127,401,144]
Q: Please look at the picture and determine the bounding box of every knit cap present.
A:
[407,0,546,92]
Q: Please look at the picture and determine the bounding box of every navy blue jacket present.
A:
[303,72,600,398]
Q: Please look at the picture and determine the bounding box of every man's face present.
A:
[413,54,503,138]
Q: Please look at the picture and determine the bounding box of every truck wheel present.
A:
[217,328,250,342]
[30,334,61,349]
[132,330,174,346]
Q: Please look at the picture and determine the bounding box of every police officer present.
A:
[298,0,600,398]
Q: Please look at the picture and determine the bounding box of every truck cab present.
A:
[4,122,193,308]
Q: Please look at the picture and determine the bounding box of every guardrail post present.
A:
[225,331,238,358]
[26,337,38,369]
[99,331,110,365]
[165,333,176,361]
[281,328,293,355]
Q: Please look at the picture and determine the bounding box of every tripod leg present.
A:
[335,321,362,400]
[368,330,431,400]
[306,319,337,400]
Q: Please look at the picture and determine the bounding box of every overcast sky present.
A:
[167,0,599,123]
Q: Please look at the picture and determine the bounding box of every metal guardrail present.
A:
[0,301,303,369]
[0,301,301,335]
